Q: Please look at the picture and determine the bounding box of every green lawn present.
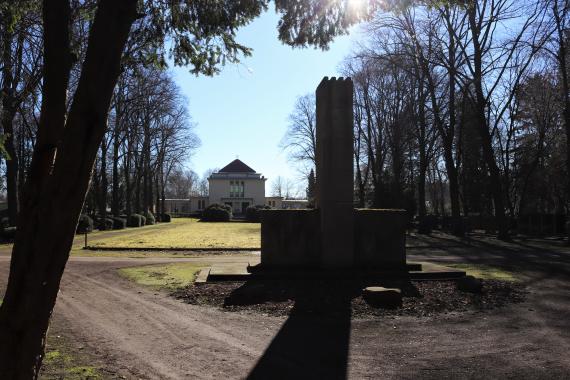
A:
[87,218,261,249]
[445,263,520,282]
[118,262,205,290]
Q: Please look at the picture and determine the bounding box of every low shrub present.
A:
[160,213,172,223]
[111,217,127,230]
[77,214,94,234]
[201,203,232,222]
[144,211,155,225]
[97,217,114,231]
[128,214,146,228]
[245,205,272,222]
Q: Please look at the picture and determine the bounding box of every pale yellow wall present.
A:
[208,177,266,211]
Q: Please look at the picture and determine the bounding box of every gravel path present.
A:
[0,234,569,379]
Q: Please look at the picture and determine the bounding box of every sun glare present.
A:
[347,0,367,17]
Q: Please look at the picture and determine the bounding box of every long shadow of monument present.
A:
[226,277,418,379]
[236,280,354,380]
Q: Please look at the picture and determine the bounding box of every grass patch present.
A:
[118,262,204,290]
[41,343,101,379]
[446,264,520,282]
[88,218,260,249]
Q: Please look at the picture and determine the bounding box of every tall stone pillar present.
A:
[315,77,354,268]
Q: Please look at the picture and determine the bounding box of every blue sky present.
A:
[171,9,364,195]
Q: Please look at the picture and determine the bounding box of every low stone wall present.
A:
[354,209,407,269]
[260,209,320,268]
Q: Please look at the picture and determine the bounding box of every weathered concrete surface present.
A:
[354,209,407,269]
[315,77,354,268]
[260,209,320,268]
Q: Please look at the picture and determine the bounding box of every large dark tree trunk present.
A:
[0,1,137,378]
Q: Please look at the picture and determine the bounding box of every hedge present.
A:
[201,203,232,222]
[159,213,172,223]
[111,217,127,230]
[97,217,114,231]
[144,211,155,225]
[77,214,94,233]
[127,214,146,227]
[245,205,272,222]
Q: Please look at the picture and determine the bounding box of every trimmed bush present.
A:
[201,203,232,222]
[128,214,146,227]
[144,211,155,225]
[97,217,114,231]
[77,214,94,234]
[160,213,172,223]
[245,205,271,222]
[111,217,127,230]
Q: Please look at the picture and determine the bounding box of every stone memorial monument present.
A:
[254,77,409,276]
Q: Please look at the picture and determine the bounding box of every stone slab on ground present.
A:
[204,261,465,282]
[207,262,252,281]
[408,262,466,280]
[195,268,210,284]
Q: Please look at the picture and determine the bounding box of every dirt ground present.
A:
[1,232,569,379]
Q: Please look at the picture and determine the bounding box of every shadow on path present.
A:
[228,280,354,379]
[247,303,351,379]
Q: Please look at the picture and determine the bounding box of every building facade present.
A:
[208,159,266,214]
[162,159,307,216]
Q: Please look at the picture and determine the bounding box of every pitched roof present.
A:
[218,159,256,173]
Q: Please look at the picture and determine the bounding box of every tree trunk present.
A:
[0,1,137,377]
[125,150,132,216]
[443,144,462,235]
[554,0,570,243]
[468,5,508,240]
[1,107,19,226]
[112,133,120,216]
[1,26,19,226]
[417,159,428,233]
[99,137,108,221]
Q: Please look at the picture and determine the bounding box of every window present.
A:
[229,181,245,198]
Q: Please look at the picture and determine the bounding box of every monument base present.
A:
[247,262,421,280]
[199,262,465,282]
[260,208,409,271]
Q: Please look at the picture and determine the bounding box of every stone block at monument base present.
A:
[260,209,320,268]
[354,209,407,269]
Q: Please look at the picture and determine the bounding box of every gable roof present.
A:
[218,159,256,173]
